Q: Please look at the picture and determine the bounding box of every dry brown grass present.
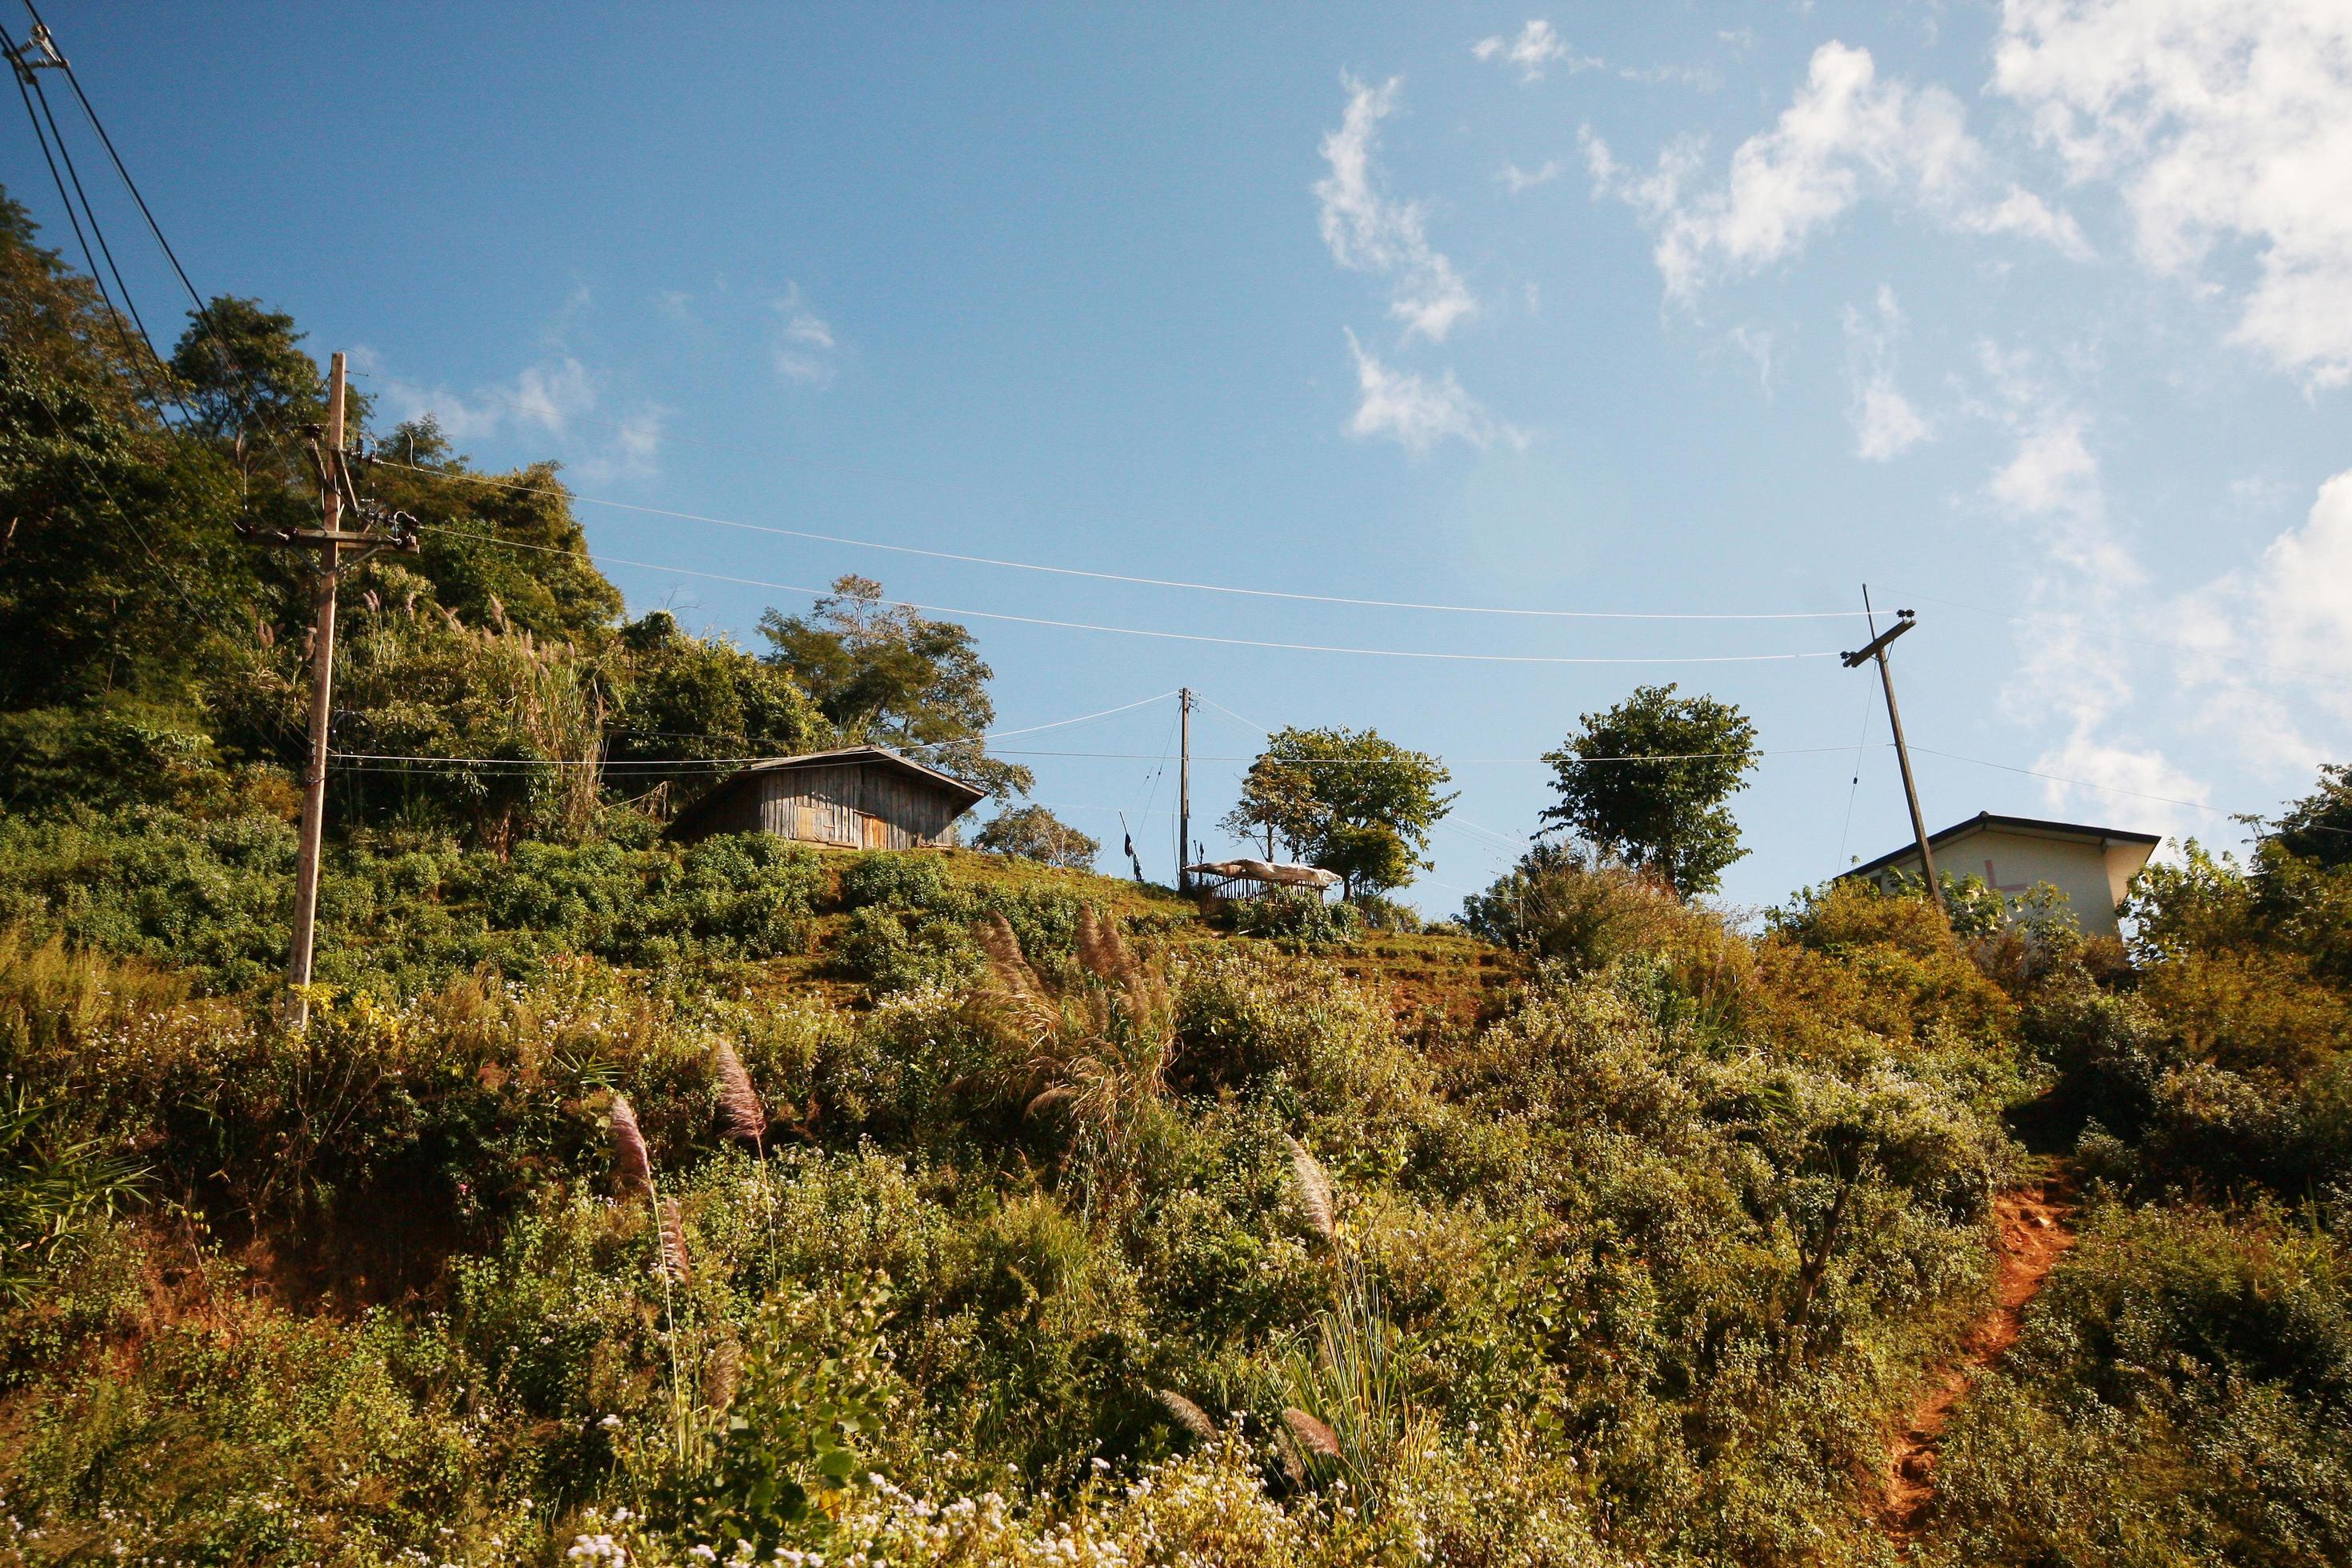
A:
[608,1093,653,1198]
[713,1042,766,1151]
[1286,1134,1336,1242]
[1153,1388,1215,1441]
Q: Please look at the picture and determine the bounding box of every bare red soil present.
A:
[1884,1177,2078,1539]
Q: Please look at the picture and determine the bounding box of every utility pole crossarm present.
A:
[243,351,422,1026]
[1840,611,1915,668]
[1846,588,1946,918]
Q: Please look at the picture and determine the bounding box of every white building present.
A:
[1842,812,2161,938]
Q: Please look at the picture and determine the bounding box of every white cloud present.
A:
[1992,0,2352,387]
[511,358,596,434]
[2255,472,2352,708]
[1499,159,1565,195]
[2030,732,2211,839]
[2158,471,2352,775]
[1316,76,1478,343]
[2182,470,2352,746]
[1342,331,1519,454]
[381,356,598,445]
[1472,20,1600,82]
[1855,382,1929,461]
[1590,42,2089,298]
[577,404,666,485]
[773,284,838,384]
[1990,422,2093,516]
[1580,126,1702,226]
[1844,286,1930,459]
[377,356,664,481]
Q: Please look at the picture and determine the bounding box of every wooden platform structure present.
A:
[670,745,986,850]
[1183,858,1342,902]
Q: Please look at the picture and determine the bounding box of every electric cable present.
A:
[373,456,1877,624]
[412,522,1846,666]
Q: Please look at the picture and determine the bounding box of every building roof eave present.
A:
[1839,811,2162,882]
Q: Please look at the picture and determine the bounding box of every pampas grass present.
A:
[609,1093,653,1198]
[713,1042,765,1152]
[1075,904,1140,989]
[979,912,1046,998]
[1286,1134,1335,1242]
[658,1197,691,1284]
[1026,1084,1081,1119]
[1154,1389,1215,1441]
[1282,1406,1342,1460]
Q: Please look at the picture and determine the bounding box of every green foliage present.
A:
[168,294,332,453]
[1540,682,1759,895]
[2273,761,2352,871]
[606,610,826,802]
[973,802,1099,870]
[663,1286,898,1550]
[0,810,834,994]
[1918,1201,2352,1568]
[1224,888,1362,946]
[1462,842,1689,969]
[1221,726,1455,898]
[0,1087,145,1304]
[6,186,2352,1567]
[759,574,1031,799]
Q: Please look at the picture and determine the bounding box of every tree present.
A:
[973,804,1099,869]
[2271,763,2352,872]
[169,297,330,450]
[606,611,827,806]
[1539,683,1758,896]
[758,575,1032,799]
[1222,726,1454,898]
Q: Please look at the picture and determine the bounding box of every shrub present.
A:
[1225,889,1361,946]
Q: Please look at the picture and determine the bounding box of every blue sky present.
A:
[18,2,2350,914]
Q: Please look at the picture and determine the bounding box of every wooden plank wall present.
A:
[742,762,966,849]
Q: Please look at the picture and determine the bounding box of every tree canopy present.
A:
[1221,726,1454,898]
[972,803,1099,870]
[1539,683,1758,896]
[758,574,1031,799]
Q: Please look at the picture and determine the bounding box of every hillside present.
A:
[0,196,2349,1567]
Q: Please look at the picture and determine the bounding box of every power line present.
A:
[1908,746,2230,820]
[326,742,1882,770]
[414,522,1846,666]
[372,456,1875,624]
[984,690,1179,738]
[0,29,151,386]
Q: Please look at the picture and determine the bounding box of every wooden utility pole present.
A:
[1841,586,1944,917]
[1176,687,1193,890]
[243,351,419,1024]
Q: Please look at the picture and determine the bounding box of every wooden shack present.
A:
[669,745,986,850]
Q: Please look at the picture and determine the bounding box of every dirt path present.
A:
[1883,1175,2077,1539]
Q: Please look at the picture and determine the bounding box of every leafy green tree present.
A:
[0,190,155,410]
[1540,683,1758,896]
[973,803,1099,869]
[0,194,272,720]
[1223,726,1453,898]
[362,452,622,644]
[758,574,1032,799]
[167,295,350,462]
[606,610,826,805]
[2272,763,2352,871]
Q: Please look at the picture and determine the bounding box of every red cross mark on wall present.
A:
[1983,858,2030,894]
